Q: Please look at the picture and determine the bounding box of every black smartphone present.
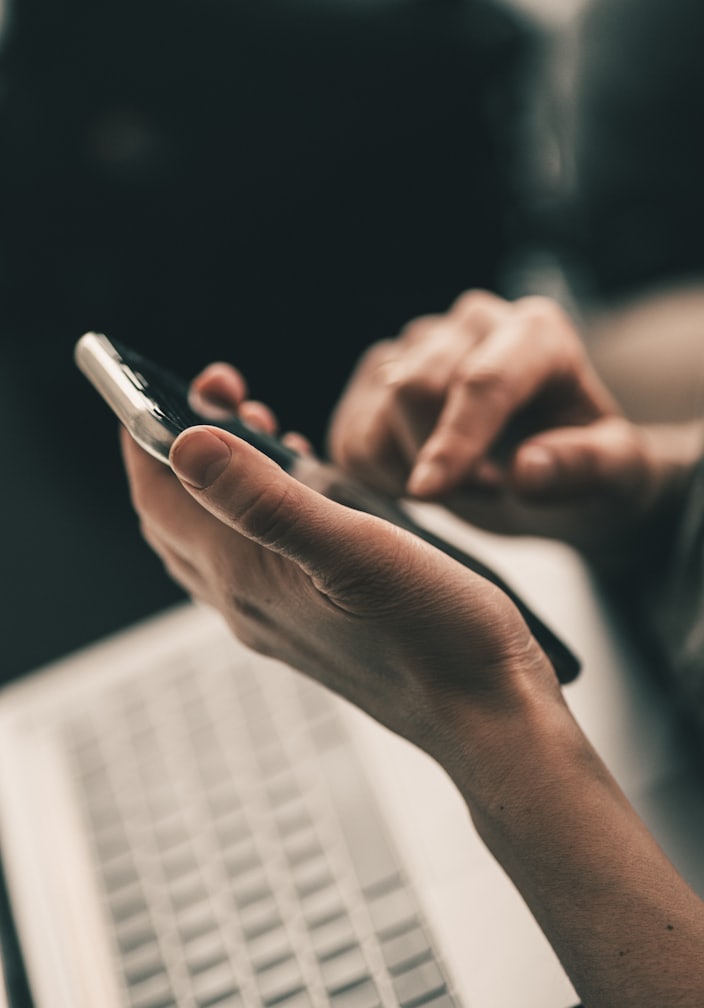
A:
[75,332,581,684]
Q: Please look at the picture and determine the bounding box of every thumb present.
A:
[168,425,399,593]
[510,418,649,504]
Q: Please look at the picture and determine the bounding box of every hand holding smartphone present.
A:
[75,332,581,684]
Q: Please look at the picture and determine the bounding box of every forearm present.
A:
[448,689,704,1008]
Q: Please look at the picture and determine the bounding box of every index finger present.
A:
[406,300,590,497]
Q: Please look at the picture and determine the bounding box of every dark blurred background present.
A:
[0,0,544,678]
[4,0,704,682]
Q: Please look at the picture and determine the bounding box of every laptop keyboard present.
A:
[63,635,459,1008]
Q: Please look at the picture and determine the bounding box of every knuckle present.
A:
[512,297,582,372]
[360,339,396,369]
[515,296,572,334]
[450,288,497,318]
[392,369,430,401]
[454,360,514,408]
[398,314,443,346]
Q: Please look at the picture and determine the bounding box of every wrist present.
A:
[429,643,578,824]
[444,680,704,1008]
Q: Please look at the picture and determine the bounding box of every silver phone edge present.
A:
[75,332,176,464]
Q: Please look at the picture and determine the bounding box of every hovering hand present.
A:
[327,291,696,556]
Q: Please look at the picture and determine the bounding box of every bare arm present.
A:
[452,689,704,1008]
[121,420,704,1007]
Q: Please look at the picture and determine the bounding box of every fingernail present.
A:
[517,446,556,490]
[407,458,446,497]
[171,429,231,489]
[188,388,236,421]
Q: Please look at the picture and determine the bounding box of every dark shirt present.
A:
[648,451,704,737]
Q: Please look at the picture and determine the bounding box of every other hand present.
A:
[326,291,699,556]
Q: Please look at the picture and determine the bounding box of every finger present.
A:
[448,288,510,332]
[327,342,415,496]
[394,290,506,352]
[406,301,590,497]
[510,418,649,504]
[385,324,477,465]
[238,399,279,435]
[343,322,481,478]
[120,426,225,553]
[189,362,248,419]
[371,295,510,483]
[168,426,421,609]
[282,431,314,455]
[395,314,445,349]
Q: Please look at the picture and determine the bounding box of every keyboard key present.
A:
[170,874,209,912]
[283,828,321,866]
[207,785,239,820]
[380,926,431,973]
[102,851,139,893]
[274,804,310,838]
[392,960,446,1007]
[307,713,344,752]
[177,904,219,945]
[329,978,380,1008]
[256,954,305,1005]
[268,991,311,1008]
[110,881,149,924]
[318,945,369,993]
[310,914,358,960]
[367,886,417,937]
[294,679,335,721]
[248,923,294,970]
[240,895,281,940]
[291,855,332,897]
[94,825,130,863]
[222,838,260,878]
[416,996,455,1008]
[116,909,158,955]
[183,932,229,974]
[213,809,250,848]
[231,866,270,908]
[256,742,289,779]
[154,818,190,853]
[199,994,242,1008]
[86,795,123,833]
[300,884,345,926]
[128,969,174,1008]
[123,940,166,987]
[161,842,200,882]
[266,772,301,811]
[191,959,239,1006]
[317,745,400,892]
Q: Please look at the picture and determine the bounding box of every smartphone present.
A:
[75,331,581,684]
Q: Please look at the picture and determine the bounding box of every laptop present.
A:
[0,506,702,1008]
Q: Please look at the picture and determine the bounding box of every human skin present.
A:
[120,291,704,1005]
[327,291,704,562]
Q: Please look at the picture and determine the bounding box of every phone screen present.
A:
[110,339,299,469]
